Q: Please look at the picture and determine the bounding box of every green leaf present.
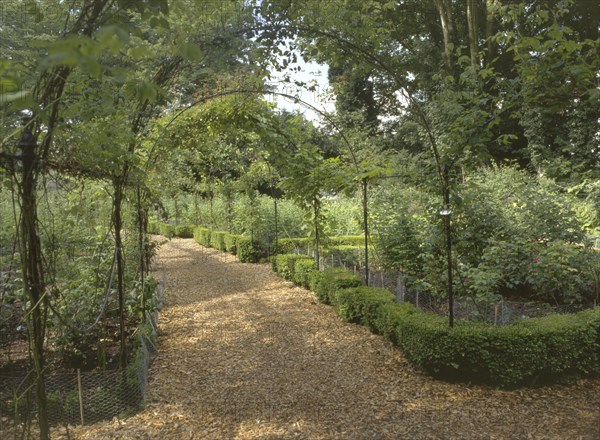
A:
[179,43,202,62]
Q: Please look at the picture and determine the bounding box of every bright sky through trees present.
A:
[267,53,334,120]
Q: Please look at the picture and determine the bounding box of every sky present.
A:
[266,56,335,122]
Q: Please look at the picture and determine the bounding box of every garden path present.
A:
[65,238,600,439]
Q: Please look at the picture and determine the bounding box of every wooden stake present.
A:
[77,369,84,425]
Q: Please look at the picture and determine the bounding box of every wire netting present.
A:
[0,315,157,429]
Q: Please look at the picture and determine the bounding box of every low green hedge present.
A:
[399,310,600,388]
[210,231,227,251]
[312,268,363,305]
[277,238,314,254]
[193,227,211,247]
[237,237,262,263]
[174,224,194,238]
[147,221,160,235]
[158,223,174,238]
[223,233,238,254]
[294,258,317,288]
[148,222,195,238]
[333,286,395,332]
[272,254,314,282]
[326,235,367,247]
[330,285,600,388]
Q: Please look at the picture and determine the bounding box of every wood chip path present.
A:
[19,238,600,438]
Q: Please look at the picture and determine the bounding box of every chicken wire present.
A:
[0,318,157,429]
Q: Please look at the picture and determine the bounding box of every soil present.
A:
[2,237,600,439]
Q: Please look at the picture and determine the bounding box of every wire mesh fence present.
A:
[0,315,158,430]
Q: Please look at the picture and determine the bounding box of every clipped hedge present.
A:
[272,254,314,281]
[398,310,600,388]
[193,227,211,247]
[174,224,194,238]
[147,221,160,235]
[158,223,174,238]
[294,258,317,288]
[210,231,227,251]
[333,286,395,332]
[277,237,314,254]
[312,268,363,305]
[236,237,262,263]
[223,233,238,254]
[326,235,367,247]
[148,222,196,239]
[330,285,600,388]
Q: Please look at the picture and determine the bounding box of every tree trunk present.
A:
[442,168,454,327]
[434,0,455,73]
[313,200,320,270]
[136,187,146,316]
[112,180,127,368]
[362,178,369,285]
[272,179,279,256]
[485,0,497,63]
[19,123,50,439]
[467,0,479,69]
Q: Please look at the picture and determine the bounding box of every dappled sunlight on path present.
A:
[54,238,600,439]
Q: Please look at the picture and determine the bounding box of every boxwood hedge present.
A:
[272,254,314,282]
[270,261,600,388]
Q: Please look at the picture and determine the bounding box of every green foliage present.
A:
[193,227,211,247]
[372,166,598,304]
[373,302,418,344]
[293,258,318,288]
[326,236,367,246]
[158,223,174,238]
[147,222,160,234]
[322,284,600,388]
[223,233,238,254]
[395,308,600,388]
[321,245,381,269]
[277,237,314,254]
[173,225,194,238]
[209,231,227,251]
[236,237,262,263]
[149,222,193,238]
[272,254,313,281]
[312,268,363,305]
[333,286,395,332]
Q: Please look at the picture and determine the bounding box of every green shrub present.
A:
[395,307,600,388]
[308,269,324,292]
[223,233,238,254]
[157,223,174,238]
[321,245,382,268]
[272,254,313,281]
[374,302,418,344]
[147,221,160,235]
[210,231,227,251]
[173,224,194,238]
[277,238,314,254]
[327,235,366,247]
[333,286,395,332]
[237,237,262,263]
[193,227,211,247]
[64,389,80,423]
[312,268,363,305]
[294,258,318,288]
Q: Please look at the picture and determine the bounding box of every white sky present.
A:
[266,56,335,122]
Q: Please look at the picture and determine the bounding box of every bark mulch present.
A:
[6,237,600,439]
